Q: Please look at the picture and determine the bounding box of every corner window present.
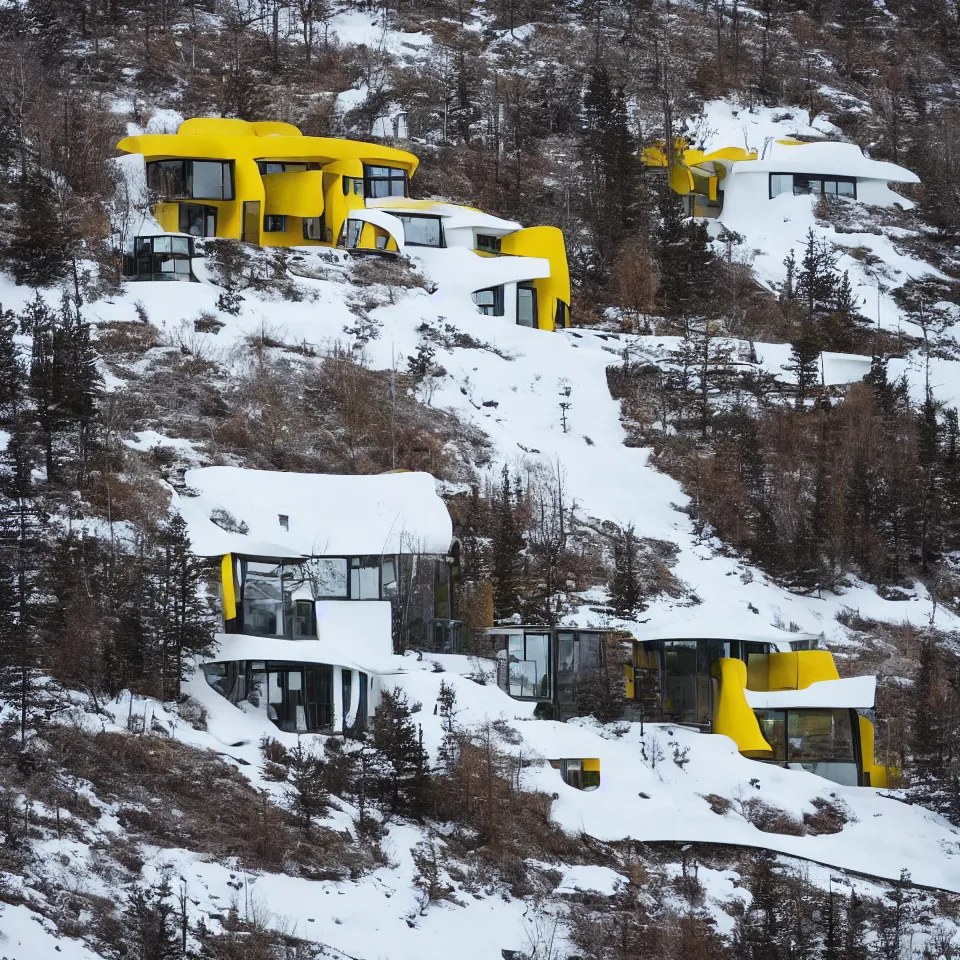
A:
[395,214,444,248]
[179,203,217,237]
[340,219,364,248]
[363,164,408,198]
[240,560,309,638]
[472,286,504,316]
[517,284,538,327]
[264,215,287,233]
[476,233,501,254]
[302,216,325,241]
[507,632,551,699]
[129,235,194,282]
[148,160,234,200]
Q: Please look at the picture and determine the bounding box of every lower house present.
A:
[626,631,890,787]
[176,466,461,735]
[122,233,197,282]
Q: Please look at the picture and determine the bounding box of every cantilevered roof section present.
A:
[117,117,419,175]
[745,675,876,710]
[732,141,919,184]
[177,467,453,558]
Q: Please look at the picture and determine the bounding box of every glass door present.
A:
[242,200,261,244]
[517,285,538,327]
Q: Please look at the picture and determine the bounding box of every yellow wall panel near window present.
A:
[499,226,571,330]
[795,650,841,689]
[746,652,770,691]
[152,202,180,233]
[221,553,237,622]
[262,170,325,219]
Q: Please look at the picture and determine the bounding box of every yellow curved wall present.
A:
[499,226,571,329]
[712,658,773,755]
[858,715,891,788]
[221,553,237,623]
[263,170,325,218]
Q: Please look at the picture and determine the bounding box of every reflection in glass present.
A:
[350,557,380,599]
[313,558,348,598]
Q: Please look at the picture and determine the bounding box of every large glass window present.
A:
[662,640,698,723]
[240,561,312,638]
[341,219,364,248]
[472,287,504,316]
[507,632,551,699]
[770,173,857,200]
[517,285,538,327]
[754,709,786,760]
[364,164,408,198]
[350,557,380,599]
[179,203,217,237]
[395,214,443,247]
[309,557,347,598]
[147,160,234,200]
[787,709,855,763]
[130,235,193,282]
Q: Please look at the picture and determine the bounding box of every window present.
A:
[240,560,313,638]
[517,284,538,327]
[395,214,444,247]
[662,640,698,723]
[311,558,348,598]
[555,300,569,328]
[434,560,451,620]
[754,709,787,760]
[350,557,380,599]
[381,557,398,600]
[476,233,502,254]
[264,215,287,233]
[245,662,333,732]
[363,164,408,198]
[302,216,325,241]
[507,632,551,699]
[787,709,855,763]
[129,235,194,282]
[769,173,857,200]
[257,161,315,175]
[341,219,364,248]
[147,160,234,200]
[342,176,365,196]
[179,203,217,237]
[472,286,504,316]
[553,759,601,791]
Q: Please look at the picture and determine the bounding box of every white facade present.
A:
[715,141,919,223]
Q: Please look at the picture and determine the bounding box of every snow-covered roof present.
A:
[727,141,919,184]
[634,624,819,653]
[177,467,454,558]
[367,197,522,233]
[745,675,876,710]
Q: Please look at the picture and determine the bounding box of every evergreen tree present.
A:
[5,170,72,288]
[654,188,717,320]
[123,879,182,960]
[610,523,642,618]
[287,739,330,834]
[795,229,838,322]
[579,65,641,276]
[783,322,821,408]
[371,687,430,816]
[491,465,524,620]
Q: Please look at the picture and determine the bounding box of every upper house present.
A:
[642,136,920,221]
[116,117,571,331]
[177,467,460,735]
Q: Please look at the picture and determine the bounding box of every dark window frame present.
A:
[264,214,287,233]
[472,286,505,316]
[363,164,409,199]
[476,233,502,254]
[178,203,218,237]
[768,172,857,200]
[394,213,445,248]
[753,707,860,766]
[129,235,194,282]
[302,214,326,241]
[147,159,235,201]
[517,283,538,327]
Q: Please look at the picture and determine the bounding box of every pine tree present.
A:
[5,170,72,289]
[654,188,717,320]
[795,229,838,323]
[287,739,329,834]
[610,523,642,618]
[123,880,182,960]
[491,466,524,620]
[579,65,641,276]
[783,322,821,408]
[371,687,430,816]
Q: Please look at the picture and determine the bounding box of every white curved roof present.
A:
[177,467,454,557]
[367,197,522,233]
[745,675,876,710]
[727,141,919,184]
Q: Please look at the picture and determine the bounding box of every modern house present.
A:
[627,630,890,788]
[178,467,461,734]
[642,137,919,220]
[116,117,570,329]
